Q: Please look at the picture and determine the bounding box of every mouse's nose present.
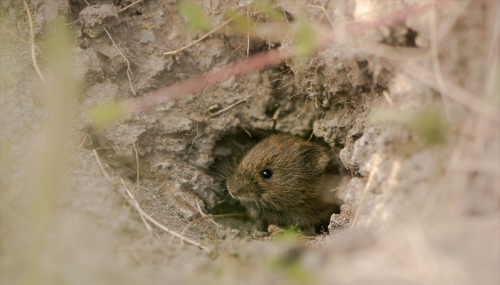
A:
[227,179,241,197]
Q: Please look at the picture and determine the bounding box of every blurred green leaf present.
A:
[286,262,315,284]
[251,0,285,22]
[225,10,254,34]
[408,108,447,145]
[295,18,318,59]
[267,253,315,284]
[274,226,301,242]
[89,101,125,128]
[369,108,408,124]
[0,141,13,167]
[370,107,447,146]
[178,2,212,32]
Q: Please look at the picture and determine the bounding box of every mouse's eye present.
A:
[260,169,273,179]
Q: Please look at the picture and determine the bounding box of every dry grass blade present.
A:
[309,5,335,29]
[77,133,91,148]
[195,197,219,227]
[382,91,395,106]
[103,27,136,96]
[119,179,210,251]
[398,62,500,123]
[22,0,46,83]
[208,96,250,118]
[297,98,314,118]
[179,213,244,247]
[132,141,140,186]
[246,8,250,57]
[121,178,152,233]
[450,159,500,173]
[163,13,242,55]
[429,6,452,121]
[118,0,144,13]
[240,124,252,137]
[350,154,381,230]
[92,149,209,251]
[93,149,111,180]
[127,1,440,114]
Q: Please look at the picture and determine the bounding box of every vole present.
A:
[227,134,337,234]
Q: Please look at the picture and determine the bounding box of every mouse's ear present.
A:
[300,144,329,175]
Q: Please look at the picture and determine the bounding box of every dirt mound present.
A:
[1,0,498,284]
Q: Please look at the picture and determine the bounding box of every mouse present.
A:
[226,134,338,234]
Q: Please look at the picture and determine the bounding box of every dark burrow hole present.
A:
[208,129,346,235]
[381,24,419,48]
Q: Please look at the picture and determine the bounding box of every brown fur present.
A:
[227,134,335,230]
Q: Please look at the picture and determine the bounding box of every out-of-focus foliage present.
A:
[251,0,285,22]
[295,18,318,59]
[178,2,212,33]
[370,107,448,146]
[89,101,125,128]
[267,247,316,284]
[274,226,301,241]
[225,10,255,34]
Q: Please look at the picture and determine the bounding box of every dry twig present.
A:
[396,62,500,123]
[120,178,152,234]
[382,91,395,106]
[126,1,440,113]
[350,154,381,230]
[429,6,452,121]
[77,133,92,148]
[195,197,219,227]
[163,13,242,55]
[118,0,144,13]
[103,27,136,95]
[208,96,250,118]
[297,98,314,118]
[92,149,209,251]
[120,179,210,251]
[247,8,250,57]
[93,149,111,180]
[132,141,140,186]
[22,0,46,83]
[179,213,244,247]
[309,5,335,29]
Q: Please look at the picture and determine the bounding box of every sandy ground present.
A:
[1,0,499,284]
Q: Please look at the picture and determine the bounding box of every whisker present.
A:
[212,165,232,177]
[206,171,228,179]
[224,156,234,171]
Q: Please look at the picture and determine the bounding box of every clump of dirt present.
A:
[1,0,499,284]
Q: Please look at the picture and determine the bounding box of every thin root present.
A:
[93,148,209,251]
[382,91,395,106]
[350,154,381,230]
[118,0,144,13]
[132,141,140,186]
[195,197,219,227]
[208,96,250,118]
[22,0,46,83]
[120,179,210,251]
[163,13,242,55]
[180,213,244,247]
[93,149,111,180]
[78,133,92,148]
[103,27,136,95]
[121,178,152,234]
[309,5,335,29]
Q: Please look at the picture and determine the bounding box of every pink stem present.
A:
[126,0,443,113]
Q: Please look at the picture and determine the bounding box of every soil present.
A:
[1,0,499,284]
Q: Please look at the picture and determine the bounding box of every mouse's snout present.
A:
[226,179,240,197]
[227,175,254,201]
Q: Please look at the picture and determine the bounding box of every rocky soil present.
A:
[1,0,499,284]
